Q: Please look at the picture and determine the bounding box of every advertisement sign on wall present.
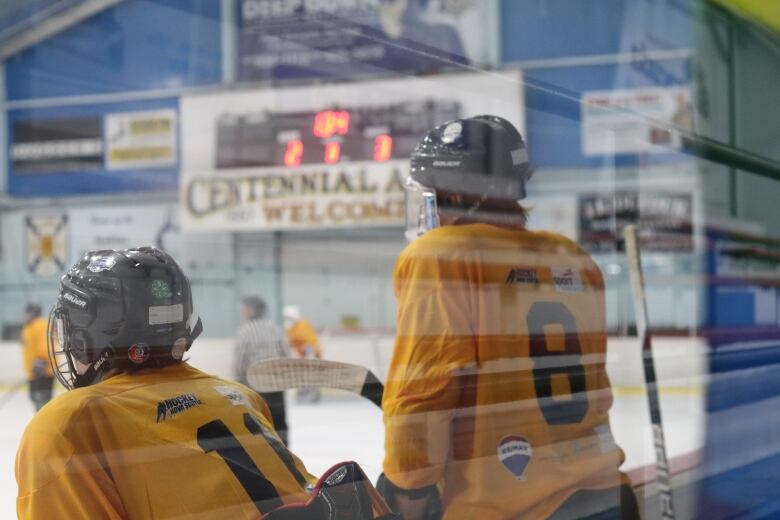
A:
[105,109,177,170]
[11,116,102,175]
[7,99,179,197]
[238,0,497,82]
[579,191,693,252]
[581,86,692,156]
[180,71,524,231]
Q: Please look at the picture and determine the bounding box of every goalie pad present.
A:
[263,461,398,520]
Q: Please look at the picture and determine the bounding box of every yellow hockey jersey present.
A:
[287,320,322,358]
[16,362,314,519]
[20,316,53,380]
[383,224,626,519]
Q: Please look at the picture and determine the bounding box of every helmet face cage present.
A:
[404,176,440,242]
[48,305,79,390]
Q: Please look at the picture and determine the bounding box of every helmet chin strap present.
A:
[187,317,203,347]
[466,195,487,217]
[69,317,204,388]
[72,348,114,389]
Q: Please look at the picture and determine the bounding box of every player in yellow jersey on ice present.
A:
[380,116,640,519]
[20,303,55,411]
[16,246,395,520]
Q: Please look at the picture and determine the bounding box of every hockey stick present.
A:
[246,358,384,409]
[623,225,676,520]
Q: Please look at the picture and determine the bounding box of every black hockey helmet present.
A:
[48,246,203,389]
[409,114,532,202]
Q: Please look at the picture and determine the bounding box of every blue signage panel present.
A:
[7,98,179,197]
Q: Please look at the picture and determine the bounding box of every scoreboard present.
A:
[180,70,525,231]
[214,100,461,169]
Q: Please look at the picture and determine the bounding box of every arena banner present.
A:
[105,109,177,170]
[10,116,102,175]
[237,0,498,82]
[581,86,692,156]
[579,191,693,252]
[180,70,524,231]
[7,99,179,197]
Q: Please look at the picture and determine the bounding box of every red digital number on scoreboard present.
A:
[373,135,393,162]
[280,111,395,167]
[324,142,341,164]
[313,111,350,139]
[284,140,304,167]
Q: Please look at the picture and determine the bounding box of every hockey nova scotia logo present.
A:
[505,267,538,286]
[497,435,533,481]
[156,393,202,423]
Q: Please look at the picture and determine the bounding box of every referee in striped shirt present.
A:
[233,295,291,445]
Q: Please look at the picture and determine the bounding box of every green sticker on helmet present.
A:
[150,279,172,299]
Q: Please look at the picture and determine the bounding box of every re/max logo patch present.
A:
[505,268,538,285]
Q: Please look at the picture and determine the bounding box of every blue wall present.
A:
[0,0,79,41]
[5,0,221,100]
[502,0,693,62]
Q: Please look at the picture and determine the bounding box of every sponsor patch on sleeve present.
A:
[551,267,584,293]
[505,267,539,286]
[214,385,251,407]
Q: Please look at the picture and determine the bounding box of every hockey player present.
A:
[380,116,639,519]
[20,303,55,411]
[284,305,323,360]
[16,247,395,520]
[284,305,323,403]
